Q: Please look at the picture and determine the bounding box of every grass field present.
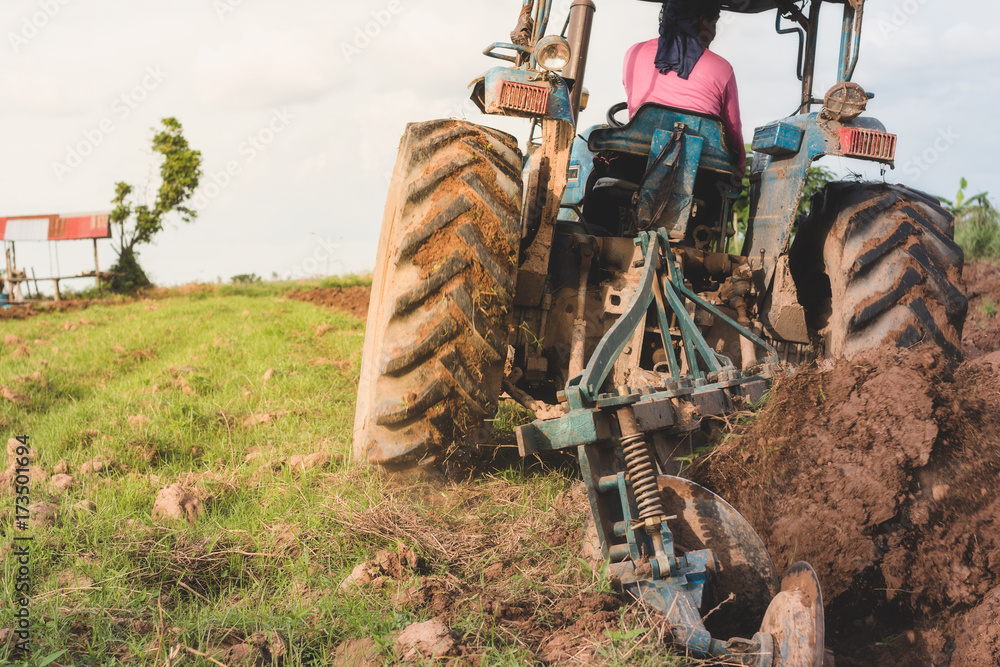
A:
[0,284,693,666]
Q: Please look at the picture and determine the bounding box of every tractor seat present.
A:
[589,103,736,175]
[591,177,640,198]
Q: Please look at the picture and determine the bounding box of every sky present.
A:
[0,0,997,291]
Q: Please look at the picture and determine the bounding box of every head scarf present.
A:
[654,0,719,80]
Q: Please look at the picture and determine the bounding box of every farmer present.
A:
[623,0,745,178]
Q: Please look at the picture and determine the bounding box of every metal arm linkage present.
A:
[517,229,785,663]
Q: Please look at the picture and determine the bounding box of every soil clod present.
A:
[151,484,204,523]
[395,620,457,661]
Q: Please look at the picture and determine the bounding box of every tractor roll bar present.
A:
[838,0,864,83]
[563,0,596,118]
[794,0,867,114]
[799,0,822,114]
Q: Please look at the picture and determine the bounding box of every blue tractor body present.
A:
[359,0,962,663]
[466,1,899,662]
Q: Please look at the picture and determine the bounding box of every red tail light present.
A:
[497,81,550,115]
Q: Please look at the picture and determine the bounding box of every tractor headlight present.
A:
[822,82,868,122]
[535,35,572,72]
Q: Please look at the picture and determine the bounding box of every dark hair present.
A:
[701,1,722,20]
[660,0,722,23]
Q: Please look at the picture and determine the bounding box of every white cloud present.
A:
[0,69,64,116]
[942,22,1000,58]
[194,25,344,109]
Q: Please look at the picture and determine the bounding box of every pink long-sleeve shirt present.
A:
[623,39,746,179]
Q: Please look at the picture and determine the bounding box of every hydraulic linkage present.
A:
[516,231,825,665]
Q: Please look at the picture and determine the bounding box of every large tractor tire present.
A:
[790,182,968,359]
[353,120,522,471]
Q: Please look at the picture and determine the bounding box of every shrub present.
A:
[941,178,1000,262]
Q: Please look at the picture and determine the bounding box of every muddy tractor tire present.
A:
[353,120,522,471]
[791,182,968,359]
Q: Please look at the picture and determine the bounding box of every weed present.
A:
[943,179,1000,261]
[979,297,997,319]
[519,321,545,352]
[489,400,536,437]
[230,273,262,285]
[317,274,371,289]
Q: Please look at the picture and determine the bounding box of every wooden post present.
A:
[52,279,60,303]
[4,246,11,299]
[6,245,24,302]
[93,238,101,295]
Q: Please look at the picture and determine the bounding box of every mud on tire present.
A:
[353,120,522,470]
[790,182,968,359]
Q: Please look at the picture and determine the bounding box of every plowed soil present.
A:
[286,285,371,321]
[963,260,1000,356]
[696,261,1000,666]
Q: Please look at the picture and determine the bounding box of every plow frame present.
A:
[516,231,790,662]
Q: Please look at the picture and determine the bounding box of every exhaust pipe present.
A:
[563,0,596,118]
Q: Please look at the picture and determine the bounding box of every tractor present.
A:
[353,0,967,664]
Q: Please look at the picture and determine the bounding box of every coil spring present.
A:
[621,432,665,522]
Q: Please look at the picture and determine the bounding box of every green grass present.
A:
[0,286,376,664]
[0,283,698,666]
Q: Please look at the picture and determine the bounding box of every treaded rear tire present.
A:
[790,182,968,359]
[353,120,522,470]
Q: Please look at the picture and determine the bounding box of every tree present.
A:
[939,178,1000,261]
[108,117,203,292]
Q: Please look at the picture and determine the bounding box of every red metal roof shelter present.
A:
[0,213,110,241]
[2,212,112,302]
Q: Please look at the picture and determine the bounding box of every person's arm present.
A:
[721,71,746,181]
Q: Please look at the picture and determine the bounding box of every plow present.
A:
[353,0,967,664]
[513,227,824,664]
